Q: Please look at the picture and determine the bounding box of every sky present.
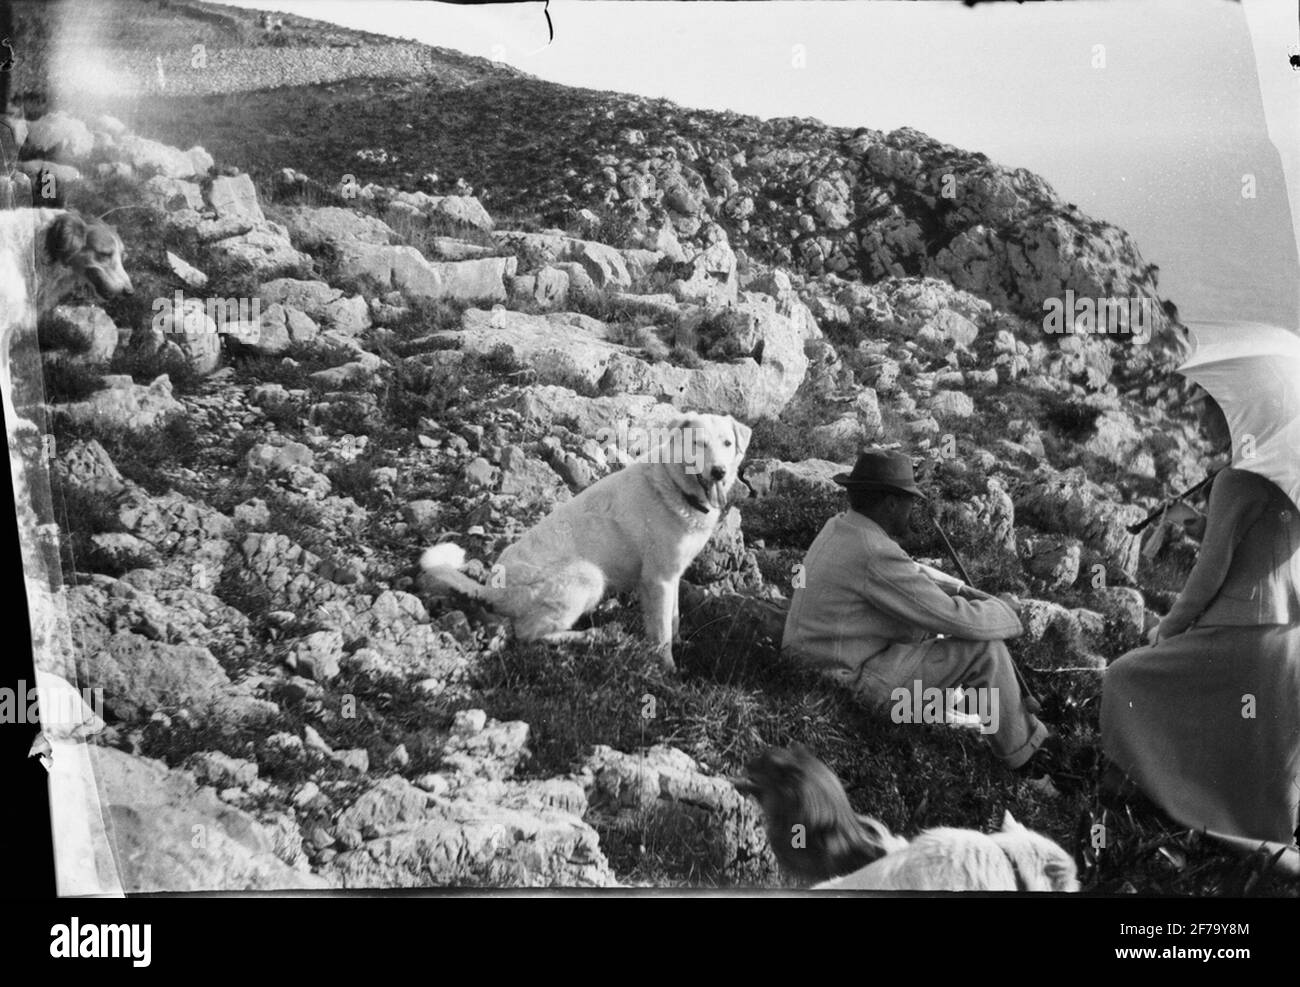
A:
[220,0,1300,329]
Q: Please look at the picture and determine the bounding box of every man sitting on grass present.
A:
[781,449,1062,780]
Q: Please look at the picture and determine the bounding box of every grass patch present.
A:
[38,358,107,404]
[48,474,131,579]
[746,412,858,465]
[325,448,398,510]
[737,488,845,549]
[107,342,204,393]
[380,344,525,432]
[51,415,201,496]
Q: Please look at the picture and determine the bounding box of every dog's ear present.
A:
[1001,811,1025,832]
[730,418,752,459]
[46,212,88,263]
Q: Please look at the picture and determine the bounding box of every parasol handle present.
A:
[1126,469,1221,536]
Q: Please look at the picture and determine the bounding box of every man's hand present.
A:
[1163,500,1207,541]
[996,592,1022,612]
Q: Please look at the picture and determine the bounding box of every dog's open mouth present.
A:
[696,472,724,510]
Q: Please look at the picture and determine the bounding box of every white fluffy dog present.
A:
[422,412,751,669]
[815,812,1079,892]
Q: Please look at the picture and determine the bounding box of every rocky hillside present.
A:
[6,4,1271,896]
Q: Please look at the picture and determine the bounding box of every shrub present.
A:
[51,415,200,496]
[737,488,844,549]
[37,311,95,356]
[382,344,524,430]
[108,342,202,393]
[38,357,106,403]
[48,474,136,579]
[746,414,860,465]
[326,448,397,510]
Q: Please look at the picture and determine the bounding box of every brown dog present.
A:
[734,743,902,884]
[1,208,133,427]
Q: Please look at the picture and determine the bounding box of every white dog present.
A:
[422,412,751,669]
[815,812,1079,892]
[0,208,133,427]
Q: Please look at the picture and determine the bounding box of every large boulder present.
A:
[743,458,844,500]
[671,222,738,305]
[140,176,204,212]
[207,173,265,224]
[490,230,631,289]
[258,279,370,335]
[90,747,328,892]
[1013,466,1145,580]
[152,298,222,375]
[53,375,184,431]
[602,292,808,420]
[24,111,93,160]
[76,633,231,720]
[685,506,762,590]
[324,762,614,888]
[209,223,310,280]
[276,205,396,251]
[47,305,118,363]
[448,309,628,390]
[514,385,679,437]
[226,301,318,355]
[580,745,777,884]
[506,265,570,311]
[332,241,515,304]
[113,134,204,178]
[377,191,494,232]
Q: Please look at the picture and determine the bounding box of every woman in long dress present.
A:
[1101,392,1300,862]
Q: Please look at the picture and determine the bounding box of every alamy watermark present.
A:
[0,679,104,732]
[1042,290,1154,343]
[151,291,262,335]
[890,680,1000,735]
[594,421,711,474]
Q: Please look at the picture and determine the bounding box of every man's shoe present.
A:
[1016,736,1085,795]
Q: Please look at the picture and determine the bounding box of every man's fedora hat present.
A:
[833,449,926,498]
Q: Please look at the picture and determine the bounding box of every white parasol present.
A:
[1177,320,1300,511]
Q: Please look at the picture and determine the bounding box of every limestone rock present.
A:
[24,111,93,160]
[54,375,184,431]
[92,747,330,892]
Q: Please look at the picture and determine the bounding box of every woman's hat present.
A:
[833,449,926,498]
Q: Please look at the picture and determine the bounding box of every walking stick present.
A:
[925,507,1044,716]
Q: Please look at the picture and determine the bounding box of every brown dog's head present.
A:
[44,211,133,303]
[660,412,752,512]
[735,743,895,884]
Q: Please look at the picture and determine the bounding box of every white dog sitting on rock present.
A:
[422,412,752,669]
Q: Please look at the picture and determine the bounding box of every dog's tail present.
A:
[420,543,492,601]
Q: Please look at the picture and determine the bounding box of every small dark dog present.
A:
[736,743,1078,891]
[733,743,903,884]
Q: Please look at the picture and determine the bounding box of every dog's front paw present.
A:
[653,642,677,673]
